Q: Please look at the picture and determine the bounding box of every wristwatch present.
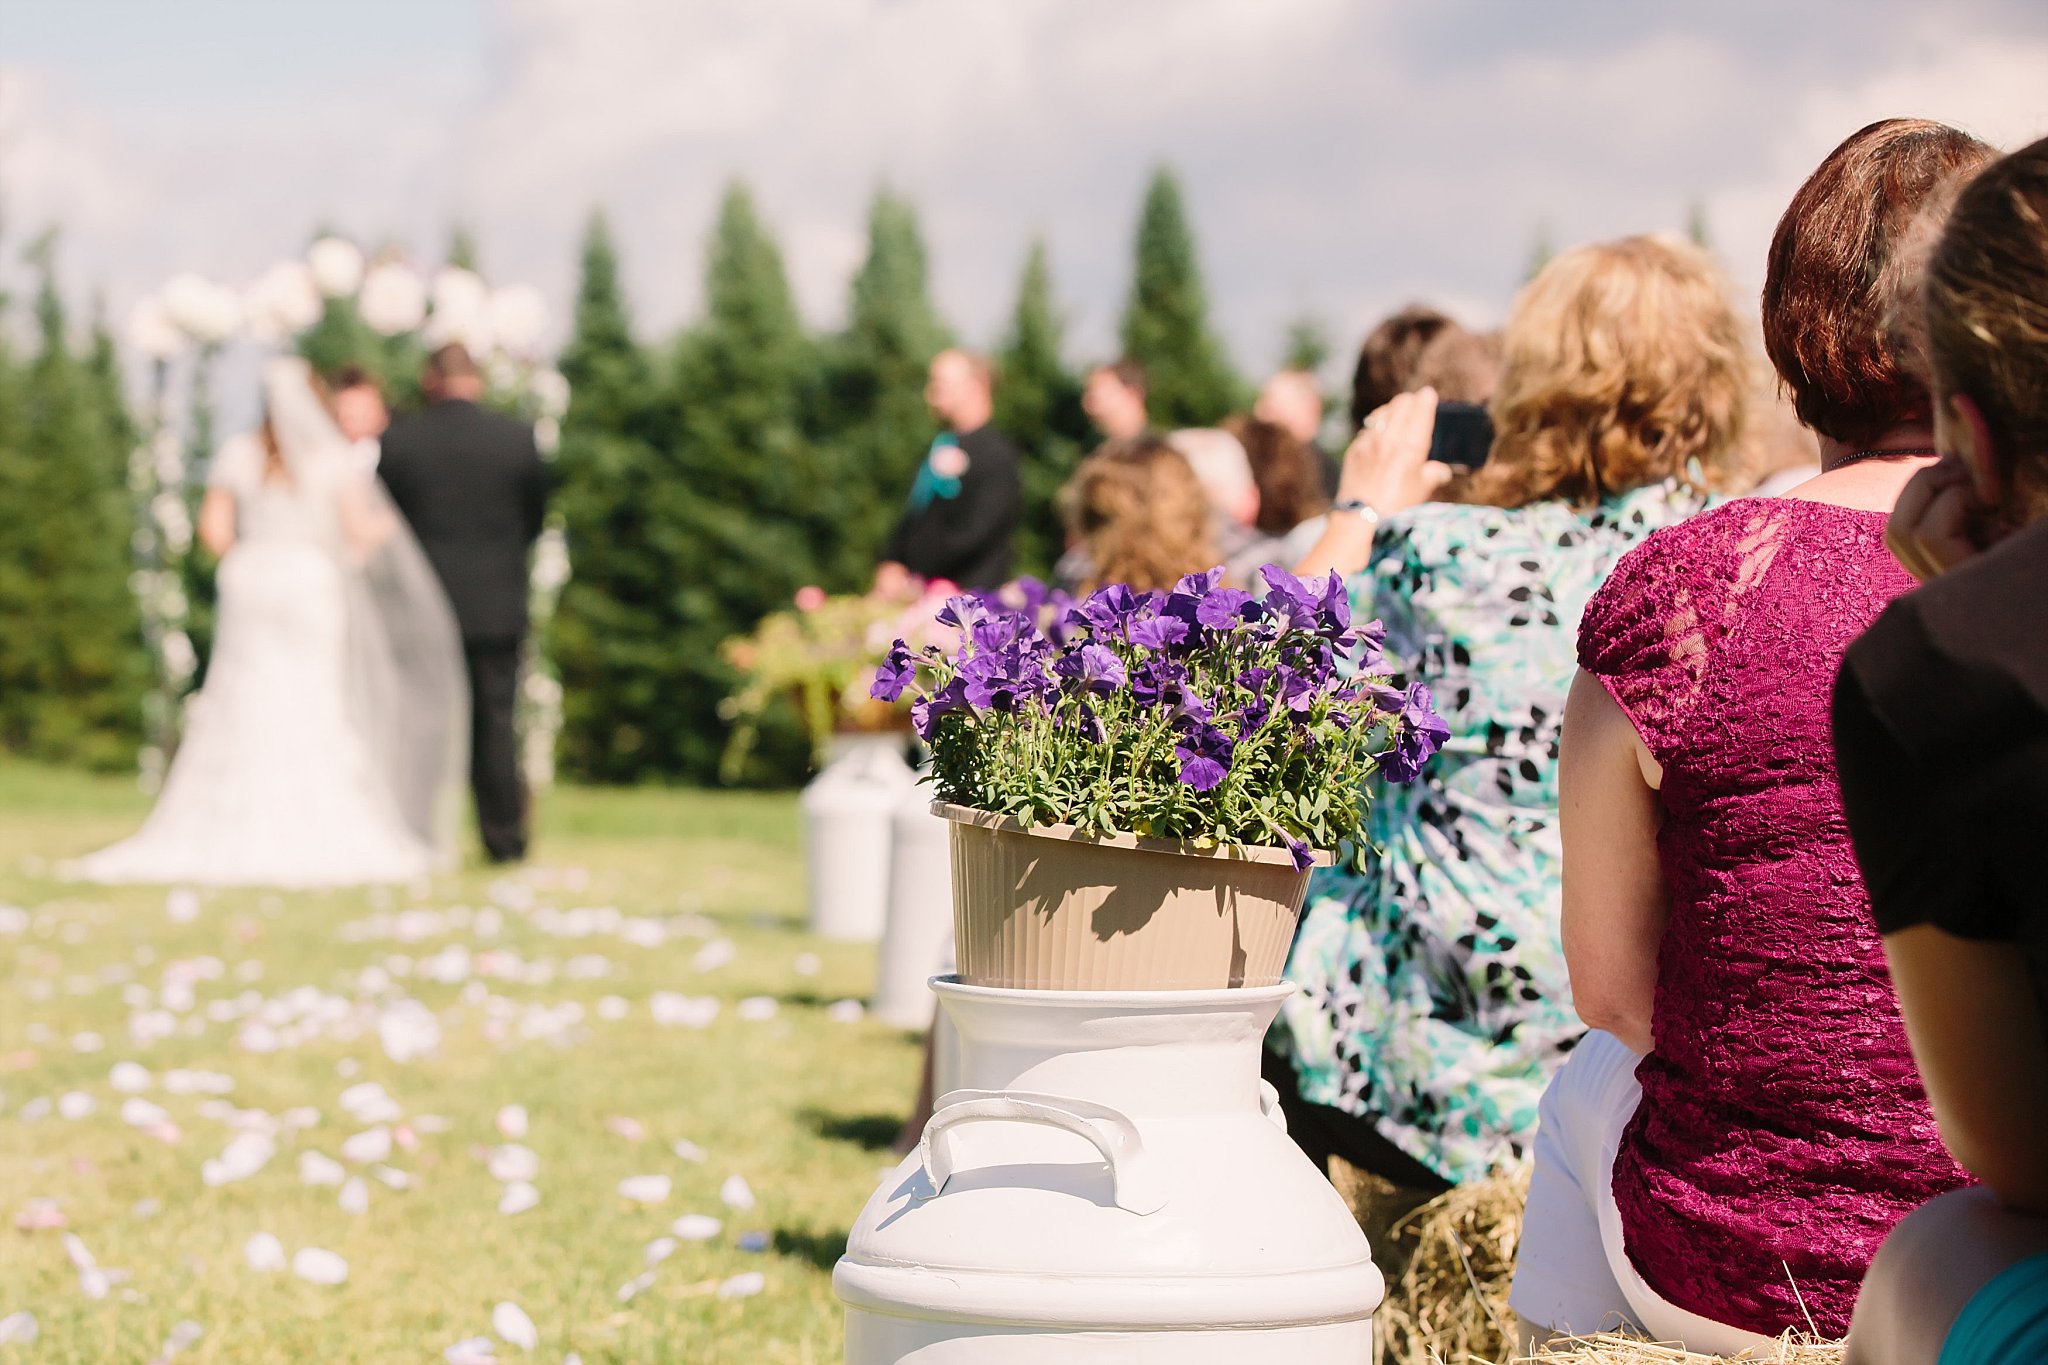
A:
[1330,498,1381,529]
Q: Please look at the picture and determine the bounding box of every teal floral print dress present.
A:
[1274,481,1709,1185]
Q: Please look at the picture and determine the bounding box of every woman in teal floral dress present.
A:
[1270,235,1750,1187]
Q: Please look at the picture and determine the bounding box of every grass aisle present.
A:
[0,762,919,1364]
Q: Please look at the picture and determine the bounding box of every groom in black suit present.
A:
[377,344,550,863]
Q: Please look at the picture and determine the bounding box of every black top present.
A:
[881,423,1022,591]
[378,399,550,645]
[1833,517,2048,1031]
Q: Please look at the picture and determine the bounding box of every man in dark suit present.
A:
[875,348,1022,592]
[377,344,550,863]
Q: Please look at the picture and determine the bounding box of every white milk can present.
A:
[872,784,954,1028]
[836,980,1383,1362]
[801,733,915,942]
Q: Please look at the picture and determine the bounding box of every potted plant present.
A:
[717,579,959,783]
[870,566,1446,990]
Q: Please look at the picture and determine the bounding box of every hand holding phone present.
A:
[1338,388,1455,517]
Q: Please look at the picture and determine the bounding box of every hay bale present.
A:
[1353,1161,1846,1365]
[1526,1332,1845,1363]
[1367,1163,1528,1365]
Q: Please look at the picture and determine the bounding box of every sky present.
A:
[6,0,2048,396]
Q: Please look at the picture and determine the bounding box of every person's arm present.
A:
[335,474,398,562]
[1559,668,1668,1056]
[1884,926,2048,1212]
[1292,388,1451,578]
[198,487,236,558]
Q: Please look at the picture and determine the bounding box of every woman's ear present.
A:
[1940,391,2005,507]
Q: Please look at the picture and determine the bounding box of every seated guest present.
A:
[1226,413,1331,567]
[1268,233,1745,1200]
[1167,427,1269,586]
[1054,436,1215,594]
[1080,357,1151,444]
[876,348,1022,593]
[1839,133,2048,1365]
[1255,368,1338,494]
[1347,304,1456,429]
[1510,118,1993,1352]
[1409,324,1502,407]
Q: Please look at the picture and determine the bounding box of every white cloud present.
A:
[3,0,2046,407]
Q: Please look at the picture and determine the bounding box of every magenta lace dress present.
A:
[1578,499,1971,1337]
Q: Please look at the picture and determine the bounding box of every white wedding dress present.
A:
[70,360,467,888]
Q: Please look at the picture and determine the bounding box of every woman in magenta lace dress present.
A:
[1508,119,1994,1351]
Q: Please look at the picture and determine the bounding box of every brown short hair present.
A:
[1224,414,1329,534]
[1091,357,1147,395]
[1456,234,1749,509]
[1060,437,1215,593]
[425,342,482,386]
[1410,327,1503,406]
[1762,118,1996,445]
[1925,134,2048,525]
[1350,305,1454,426]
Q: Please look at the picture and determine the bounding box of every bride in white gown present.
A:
[70,358,467,887]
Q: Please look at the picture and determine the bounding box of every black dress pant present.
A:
[464,640,527,862]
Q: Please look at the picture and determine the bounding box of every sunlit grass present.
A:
[0,761,917,1364]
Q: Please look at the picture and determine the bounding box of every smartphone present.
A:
[1426,401,1494,469]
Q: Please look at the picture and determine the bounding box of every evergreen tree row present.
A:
[0,230,151,770]
[553,166,1243,786]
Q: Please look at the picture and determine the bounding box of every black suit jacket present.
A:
[378,399,549,644]
[880,424,1022,590]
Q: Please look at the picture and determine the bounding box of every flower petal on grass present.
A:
[670,1213,721,1241]
[244,1232,286,1272]
[720,1175,755,1211]
[617,1174,670,1204]
[291,1247,348,1286]
[0,1311,38,1344]
[495,1104,529,1139]
[339,1177,369,1216]
[716,1272,766,1300]
[492,1301,538,1352]
[299,1151,344,1187]
[497,1183,539,1216]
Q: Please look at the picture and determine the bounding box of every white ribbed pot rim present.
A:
[933,802,1335,868]
[932,976,1297,1006]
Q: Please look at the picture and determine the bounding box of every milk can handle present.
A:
[919,1090,1167,1215]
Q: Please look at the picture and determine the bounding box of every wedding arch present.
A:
[121,236,572,791]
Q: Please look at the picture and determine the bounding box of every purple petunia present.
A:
[1053,642,1128,694]
[1195,587,1257,631]
[1174,723,1236,791]
[1379,682,1450,782]
[1129,614,1190,651]
[870,640,917,702]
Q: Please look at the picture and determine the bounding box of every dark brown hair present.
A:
[328,364,381,394]
[1762,118,1996,445]
[1349,305,1454,426]
[1925,134,2048,525]
[1223,414,1329,534]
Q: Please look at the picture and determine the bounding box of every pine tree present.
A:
[1524,220,1557,282]
[1118,167,1242,428]
[1686,198,1713,251]
[662,184,830,783]
[822,189,949,587]
[994,238,1087,579]
[178,346,222,687]
[1281,316,1331,372]
[0,235,148,768]
[446,223,481,272]
[548,212,667,782]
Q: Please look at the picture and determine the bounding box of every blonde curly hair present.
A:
[1061,437,1218,593]
[1454,233,1750,509]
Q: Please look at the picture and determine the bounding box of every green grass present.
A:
[0,761,921,1363]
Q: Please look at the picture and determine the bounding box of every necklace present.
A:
[1830,445,1938,470]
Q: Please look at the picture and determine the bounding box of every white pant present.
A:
[1508,1029,1777,1355]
